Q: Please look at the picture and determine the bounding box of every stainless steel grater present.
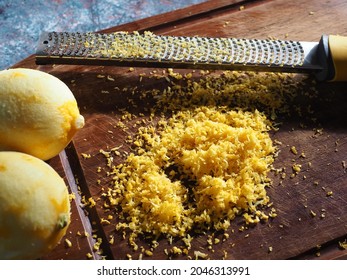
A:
[36,31,347,81]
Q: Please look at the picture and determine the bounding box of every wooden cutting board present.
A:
[13,0,347,260]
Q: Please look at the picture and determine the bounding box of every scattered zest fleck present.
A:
[326,191,333,197]
[64,238,72,248]
[290,146,298,155]
[338,239,347,250]
[81,153,91,159]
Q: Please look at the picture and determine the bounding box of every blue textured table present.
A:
[0,0,205,70]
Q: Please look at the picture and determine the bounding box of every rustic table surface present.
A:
[11,0,347,260]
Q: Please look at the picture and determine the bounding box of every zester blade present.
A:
[36,31,324,76]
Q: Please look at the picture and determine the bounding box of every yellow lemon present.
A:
[0,151,71,259]
[0,68,84,160]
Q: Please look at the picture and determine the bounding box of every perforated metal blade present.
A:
[36,31,324,75]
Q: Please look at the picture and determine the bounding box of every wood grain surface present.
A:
[12,0,347,260]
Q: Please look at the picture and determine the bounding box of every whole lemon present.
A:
[0,151,71,259]
[0,68,84,160]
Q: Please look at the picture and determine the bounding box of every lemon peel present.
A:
[0,68,84,160]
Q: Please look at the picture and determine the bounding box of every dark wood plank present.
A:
[10,0,347,259]
[101,0,249,33]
